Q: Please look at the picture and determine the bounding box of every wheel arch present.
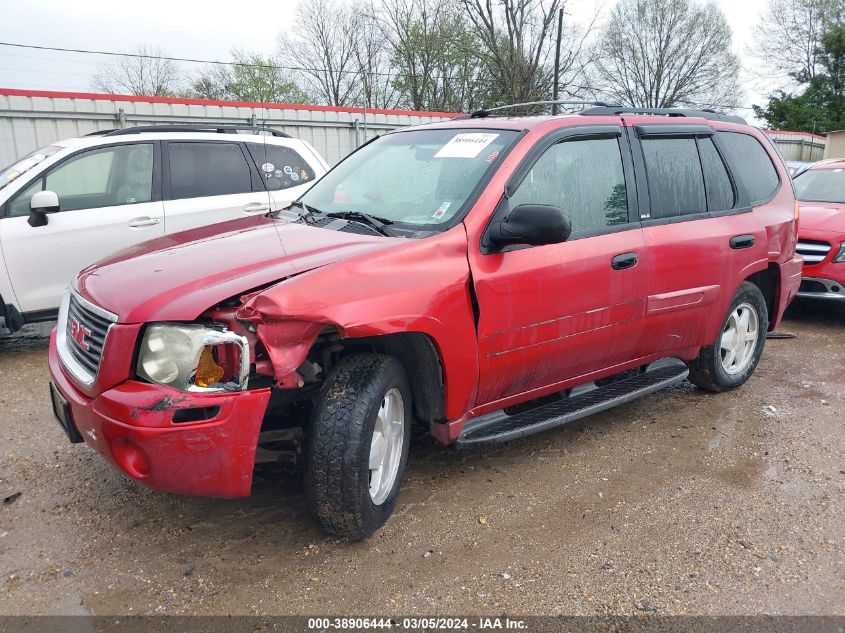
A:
[745,263,780,330]
[341,331,446,424]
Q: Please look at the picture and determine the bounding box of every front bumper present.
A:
[49,330,271,498]
[797,253,845,300]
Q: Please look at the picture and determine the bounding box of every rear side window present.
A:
[698,138,735,212]
[508,137,629,233]
[246,144,316,190]
[641,138,706,219]
[168,142,253,199]
[717,132,779,204]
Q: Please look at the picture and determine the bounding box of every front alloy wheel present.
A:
[369,388,405,505]
[305,353,412,538]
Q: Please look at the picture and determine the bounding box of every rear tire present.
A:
[687,281,769,393]
[304,353,412,539]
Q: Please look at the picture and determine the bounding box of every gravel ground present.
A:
[0,302,842,616]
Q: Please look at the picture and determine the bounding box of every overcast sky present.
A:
[0,0,773,117]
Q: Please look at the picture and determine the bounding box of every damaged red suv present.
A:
[48,105,801,537]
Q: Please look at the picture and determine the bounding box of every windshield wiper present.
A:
[323,211,395,237]
[284,200,322,224]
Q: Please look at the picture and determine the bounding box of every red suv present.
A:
[48,105,802,537]
[793,159,845,300]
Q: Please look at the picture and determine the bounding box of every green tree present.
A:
[190,50,309,103]
[754,26,845,133]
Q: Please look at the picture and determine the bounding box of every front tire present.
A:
[304,353,412,538]
[687,281,769,393]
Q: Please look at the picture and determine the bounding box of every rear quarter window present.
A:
[716,132,779,205]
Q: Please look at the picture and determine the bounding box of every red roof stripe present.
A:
[0,87,460,119]
[764,129,826,142]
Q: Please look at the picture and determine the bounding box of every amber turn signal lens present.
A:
[195,346,224,388]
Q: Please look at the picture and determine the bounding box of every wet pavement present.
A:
[0,303,843,615]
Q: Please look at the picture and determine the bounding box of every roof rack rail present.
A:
[84,129,117,136]
[579,106,746,125]
[104,124,292,138]
[456,100,615,120]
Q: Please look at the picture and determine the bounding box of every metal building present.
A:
[764,129,826,163]
[0,88,456,167]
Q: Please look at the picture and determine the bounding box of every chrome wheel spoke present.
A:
[368,387,405,506]
[720,328,736,352]
[720,302,759,375]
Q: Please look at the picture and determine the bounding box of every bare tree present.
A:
[353,4,402,109]
[92,46,180,96]
[592,0,742,109]
[189,50,309,103]
[376,0,487,112]
[459,0,595,107]
[752,0,842,85]
[277,0,361,106]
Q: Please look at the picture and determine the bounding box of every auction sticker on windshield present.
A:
[435,133,500,159]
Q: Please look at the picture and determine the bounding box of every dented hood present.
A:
[799,202,845,235]
[76,215,400,323]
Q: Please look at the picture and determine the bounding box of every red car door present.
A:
[628,122,772,360]
[466,124,649,409]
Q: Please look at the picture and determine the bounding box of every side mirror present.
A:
[487,203,572,250]
[29,190,59,227]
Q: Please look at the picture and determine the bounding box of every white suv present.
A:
[0,125,329,333]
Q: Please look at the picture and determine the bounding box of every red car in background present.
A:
[794,160,845,300]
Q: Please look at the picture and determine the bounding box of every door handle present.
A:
[730,234,756,249]
[611,252,638,270]
[128,217,161,228]
[243,202,270,214]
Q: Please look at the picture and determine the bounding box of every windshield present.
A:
[298,128,518,231]
[0,145,63,191]
[794,168,845,203]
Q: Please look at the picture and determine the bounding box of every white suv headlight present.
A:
[137,324,249,392]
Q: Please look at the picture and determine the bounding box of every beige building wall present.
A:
[824,130,845,159]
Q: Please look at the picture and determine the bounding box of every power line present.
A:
[0,41,391,79]
[0,41,762,112]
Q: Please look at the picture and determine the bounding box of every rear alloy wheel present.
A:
[304,353,412,538]
[719,302,760,376]
[687,281,769,393]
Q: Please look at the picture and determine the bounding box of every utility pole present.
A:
[552,7,564,115]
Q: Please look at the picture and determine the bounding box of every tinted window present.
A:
[509,137,629,233]
[8,143,153,216]
[168,142,252,199]
[246,144,316,190]
[717,132,779,204]
[642,138,706,219]
[698,138,735,212]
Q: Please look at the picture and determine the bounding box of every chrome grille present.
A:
[796,240,831,264]
[57,289,117,387]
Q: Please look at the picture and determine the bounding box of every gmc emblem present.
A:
[69,317,91,352]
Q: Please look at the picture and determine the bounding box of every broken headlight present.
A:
[136,324,249,392]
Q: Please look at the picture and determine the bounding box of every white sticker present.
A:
[290,172,300,182]
[261,162,275,173]
[283,165,293,175]
[434,133,499,159]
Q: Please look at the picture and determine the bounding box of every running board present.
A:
[456,359,689,448]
